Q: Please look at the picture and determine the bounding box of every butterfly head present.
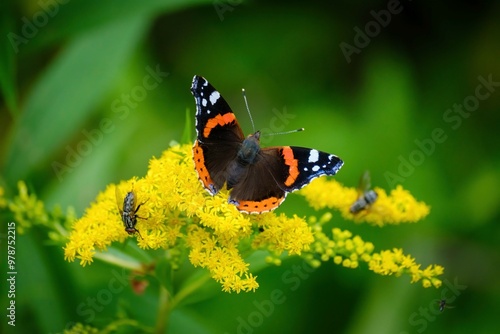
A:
[238,131,261,164]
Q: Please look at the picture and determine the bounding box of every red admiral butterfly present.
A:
[191,75,344,214]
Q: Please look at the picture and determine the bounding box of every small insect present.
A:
[350,170,378,214]
[115,186,148,238]
[439,299,446,312]
[438,299,454,312]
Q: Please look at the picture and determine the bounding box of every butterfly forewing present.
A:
[191,75,244,142]
[192,75,245,194]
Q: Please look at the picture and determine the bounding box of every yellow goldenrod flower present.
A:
[62,143,443,292]
[7,181,49,233]
[64,144,314,292]
[304,215,442,288]
[2,181,76,244]
[368,248,443,288]
[299,178,430,226]
[63,323,99,334]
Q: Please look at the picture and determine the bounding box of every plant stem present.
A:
[155,285,171,334]
[94,251,143,271]
[170,272,210,310]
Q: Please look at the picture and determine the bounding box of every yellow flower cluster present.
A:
[63,143,444,292]
[369,248,444,288]
[8,181,49,233]
[2,181,76,242]
[299,178,430,226]
[305,219,442,287]
[64,323,98,334]
[308,217,374,269]
[64,144,314,292]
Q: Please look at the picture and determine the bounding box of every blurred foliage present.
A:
[1,0,500,333]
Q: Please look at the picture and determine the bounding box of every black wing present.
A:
[191,76,245,194]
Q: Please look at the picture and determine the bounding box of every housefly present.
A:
[116,186,147,238]
[350,170,378,214]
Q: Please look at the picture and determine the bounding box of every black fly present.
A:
[116,186,147,239]
[350,170,378,214]
[438,299,454,312]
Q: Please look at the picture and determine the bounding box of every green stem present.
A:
[155,285,171,334]
[94,251,143,271]
[53,221,68,237]
[170,272,211,310]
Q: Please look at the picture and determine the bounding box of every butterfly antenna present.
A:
[260,128,305,137]
[242,88,256,132]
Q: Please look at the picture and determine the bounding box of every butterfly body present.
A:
[191,75,343,214]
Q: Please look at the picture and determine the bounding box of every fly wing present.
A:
[358,170,372,195]
[115,185,124,215]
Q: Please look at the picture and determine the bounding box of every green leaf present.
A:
[0,4,18,116]
[4,16,149,182]
[182,108,193,145]
[156,256,174,295]
[26,0,213,50]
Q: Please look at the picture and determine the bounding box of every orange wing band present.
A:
[193,141,215,192]
[203,113,237,138]
[281,146,299,187]
[236,196,285,214]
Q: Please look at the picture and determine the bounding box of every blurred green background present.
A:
[1,0,500,333]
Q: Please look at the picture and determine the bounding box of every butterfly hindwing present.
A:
[228,146,343,213]
[229,147,288,213]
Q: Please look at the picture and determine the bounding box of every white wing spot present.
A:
[209,91,220,105]
[308,149,319,163]
[303,167,308,171]
[312,165,320,172]
[202,98,207,107]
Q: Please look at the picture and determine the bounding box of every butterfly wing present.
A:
[278,146,343,191]
[191,75,245,194]
[229,146,343,213]
[228,148,288,213]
